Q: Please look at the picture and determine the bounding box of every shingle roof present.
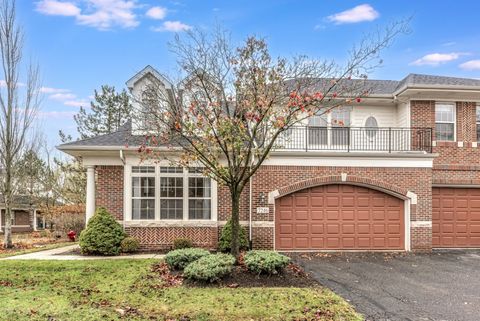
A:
[57,121,143,148]
[396,73,480,90]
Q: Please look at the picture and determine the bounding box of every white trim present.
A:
[33,209,37,231]
[434,102,456,142]
[406,191,417,205]
[411,221,432,228]
[341,173,348,182]
[218,220,274,228]
[472,142,478,148]
[262,156,434,168]
[457,141,464,147]
[124,220,217,228]
[405,199,411,251]
[268,190,279,205]
[124,164,218,224]
[85,165,96,224]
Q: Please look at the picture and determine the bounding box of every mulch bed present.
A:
[151,261,319,288]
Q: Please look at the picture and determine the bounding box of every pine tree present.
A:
[74,85,132,139]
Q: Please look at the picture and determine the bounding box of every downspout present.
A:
[119,150,126,231]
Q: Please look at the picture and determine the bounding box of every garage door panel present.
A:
[433,188,480,248]
[275,184,404,250]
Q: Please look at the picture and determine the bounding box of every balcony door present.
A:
[308,107,351,149]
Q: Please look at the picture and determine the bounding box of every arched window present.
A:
[365,116,378,138]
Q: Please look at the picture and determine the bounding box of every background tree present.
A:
[0,0,40,248]
[137,23,409,257]
[74,85,132,139]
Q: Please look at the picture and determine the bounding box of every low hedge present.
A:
[183,253,236,282]
[244,250,290,275]
[173,238,194,250]
[121,237,140,253]
[165,248,210,270]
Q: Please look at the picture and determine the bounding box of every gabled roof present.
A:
[125,65,173,90]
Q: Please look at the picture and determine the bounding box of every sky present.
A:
[16,0,480,149]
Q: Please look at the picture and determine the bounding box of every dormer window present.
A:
[435,103,455,141]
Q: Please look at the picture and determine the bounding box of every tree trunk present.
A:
[229,189,241,258]
[4,201,13,248]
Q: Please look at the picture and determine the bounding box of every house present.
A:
[0,195,40,233]
[58,66,480,252]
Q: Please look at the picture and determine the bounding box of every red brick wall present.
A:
[96,166,124,220]
[125,226,218,251]
[411,100,480,167]
[96,164,433,251]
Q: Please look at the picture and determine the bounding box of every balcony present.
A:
[276,126,433,153]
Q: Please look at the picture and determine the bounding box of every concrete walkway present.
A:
[2,244,165,260]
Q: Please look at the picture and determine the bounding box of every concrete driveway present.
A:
[293,251,480,321]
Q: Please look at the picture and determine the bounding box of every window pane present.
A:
[308,127,328,145]
[189,199,211,220]
[132,177,155,197]
[332,108,351,127]
[435,123,454,141]
[132,199,155,220]
[188,177,211,197]
[160,199,183,219]
[132,166,155,173]
[476,106,480,122]
[160,166,183,173]
[435,104,454,122]
[477,124,480,142]
[160,177,183,197]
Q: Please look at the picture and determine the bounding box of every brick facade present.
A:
[96,166,124,220]
[411,100,480,185]
[91,101,478,253]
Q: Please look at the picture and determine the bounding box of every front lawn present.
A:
[0,259,362,321]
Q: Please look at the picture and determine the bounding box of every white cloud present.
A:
[152,20,191,32]
[49,92,77,101]
[327,4,379,24]
[411,52,465,66]
[146,6,167,20]
[64,100,89,107]
[35,0,80,16]
[35,0,140,30]
[39,86,70,94]
[459,60,480,70]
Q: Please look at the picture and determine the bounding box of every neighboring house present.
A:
[58,66,480,252]
[0,195,40,233]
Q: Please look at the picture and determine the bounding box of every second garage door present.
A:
[433,187,480,248]
[275,184,405,250]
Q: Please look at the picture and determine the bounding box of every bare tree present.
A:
[0,0,40,248]
[137,22,409,257]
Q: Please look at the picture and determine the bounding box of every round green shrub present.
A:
[183,253,235,282]
[79,207,126,256]
[121,237,140,253]
[218,219,249,253]
[165,248,210,270]
[244,250,290,275]
[173,238,194,250]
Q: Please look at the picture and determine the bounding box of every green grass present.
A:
[0,242,74,258]
[0,259,362,321]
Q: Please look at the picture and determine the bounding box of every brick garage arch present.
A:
[271,174,413,251]
[272,174,410,201]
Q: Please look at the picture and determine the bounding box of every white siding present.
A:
[350,105,397,128]
[396,102,410,127]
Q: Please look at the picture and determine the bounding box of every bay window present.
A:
[130,166,213,221]
[435,103,455,141]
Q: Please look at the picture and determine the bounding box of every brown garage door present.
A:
[432,187,480,248]
[275,184,404,250]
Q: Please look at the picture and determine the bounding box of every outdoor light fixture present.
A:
[258,192,266,205]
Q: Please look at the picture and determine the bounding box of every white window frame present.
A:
[308,107,351,147]
[124,164,217,223]
[435,102,456,142]
[131,166,156,220]
[476,105,480,142]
